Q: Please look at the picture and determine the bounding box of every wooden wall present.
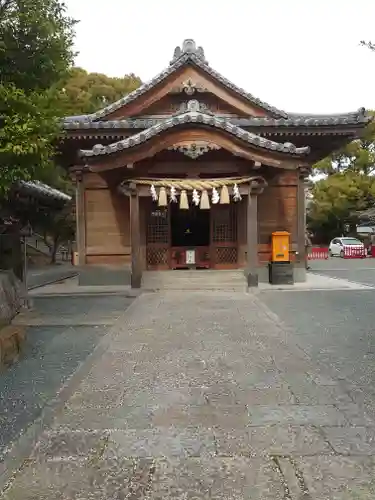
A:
[237,170,298,266]
[81,168,298,269]
[83,173,131,265]
[258,170,298,263]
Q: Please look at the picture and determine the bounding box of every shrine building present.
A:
[60,39,370,287]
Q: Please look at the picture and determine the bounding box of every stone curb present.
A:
[30,291,142,298]
[0,293,142,493]
[28,271,79,290]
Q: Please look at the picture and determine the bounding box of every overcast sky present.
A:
[65,0,375,114]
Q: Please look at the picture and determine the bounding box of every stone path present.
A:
[2,291,375,499]
[0,295,134,488]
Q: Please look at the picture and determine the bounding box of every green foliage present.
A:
[314,111,375,176]
[310,109,375,241]
[0,0,76,93]
[308,173,375,242]
[56,67,142,116]
[0,0,76,194]
[37,202,75,262]
[0,85,61,195]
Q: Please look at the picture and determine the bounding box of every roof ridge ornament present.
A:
[170,39,207,65]
[186,100,201,113]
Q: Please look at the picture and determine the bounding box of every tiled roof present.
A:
[63,107,370,131]
[65,39,288,123]
[79,100,310,158]
[63,39,370,131]
[17,181,72,203]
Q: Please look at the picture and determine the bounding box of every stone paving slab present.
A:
[3,290,375,498]
[258,272,373,290]
[279,455,375,499]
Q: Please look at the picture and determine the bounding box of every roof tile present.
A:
[79,101,309,158]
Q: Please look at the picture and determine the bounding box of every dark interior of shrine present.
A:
[170,201,210,247]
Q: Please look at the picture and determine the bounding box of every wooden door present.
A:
[211,204,238,269]
[146,203,170,270]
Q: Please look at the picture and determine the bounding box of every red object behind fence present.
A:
[308,247,329,260]
[343,246,366,259]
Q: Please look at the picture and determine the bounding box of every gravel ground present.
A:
[0,296,133,462]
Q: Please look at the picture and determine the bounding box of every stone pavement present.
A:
[0,295,134,489]
[2,291,375,499]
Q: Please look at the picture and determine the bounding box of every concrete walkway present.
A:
[2,291,375,498]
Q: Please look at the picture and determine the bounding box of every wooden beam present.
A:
[246,188,259,287]
[129,186,142,288]
[297,170,307,267]
[75,173,86,265]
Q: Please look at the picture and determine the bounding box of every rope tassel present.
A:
[220,185,230,204]
[158,187,167,206]
[180,190,189,210]
[200,190,210,210]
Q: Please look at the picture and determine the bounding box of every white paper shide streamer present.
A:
[233,183,241,201]
[170,186,178,203]
[212,188,220,204]
[150,184,158,201]
[192,189,200,206]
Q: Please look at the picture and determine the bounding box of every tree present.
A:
[0,0,76,194]
[36,202,75,263]
[360,40,375,52]
[307,173,375,242]
[0,0,76,92]
[314,111,375,176]
[56,67,142,116]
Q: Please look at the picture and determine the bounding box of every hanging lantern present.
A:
[192,189,200,206]
[233,183,242,202]
[212,188,220,204]
[180,189,189,210]
[200,189,210,210]
[170,186,178,203]
[158,187,167,206]
[220,185,230,204]
[150,184,158,201]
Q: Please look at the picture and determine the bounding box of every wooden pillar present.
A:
[297,169,307,265]
[246,187,259,287]
[75,172,86,266]
[129,184,142,288]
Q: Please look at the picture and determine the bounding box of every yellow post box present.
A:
[271,231,290,262]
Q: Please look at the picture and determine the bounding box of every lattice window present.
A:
[147,208,169,244]
[212,205,237,243]
[147,248,169,267]
[215,246,238,264]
